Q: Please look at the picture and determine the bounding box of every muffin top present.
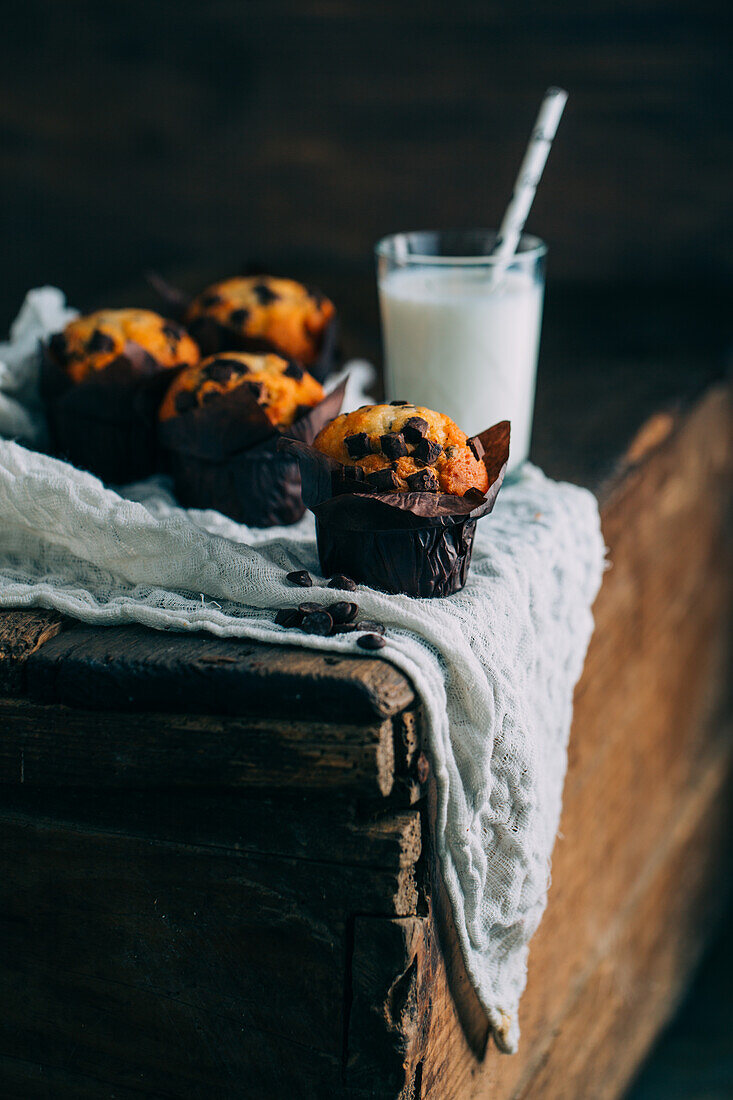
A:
[186,275,335,365]
[49,309,200,383]
[314,402,489,496]
[158,351,324,426]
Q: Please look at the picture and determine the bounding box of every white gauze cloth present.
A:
[0,288,605,1051]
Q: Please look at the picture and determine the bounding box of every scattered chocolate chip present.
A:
[246,381,264,399]
[389,400,411,406]
[298,601,326,614]
[229,308,250,327]
[48,332,68,363]
[356,619,385,635]
[302,610,333,636]
[329,601,359,624]
[275,607,304,629]
[345,433,371,459]
[380,432,408,460]
[162,322,183,342]
[406,468,440,491]
[413,438,443,464]
[253,283,279,305]
[343,465,366,483]
[328,574,357,591]
[174,390,198,414]
[87,329,116,354]
[357,633,386,650]
[283,360,304,380]
[287,569,313,587]
[201,293,223,308]
[332,622,357,634]
[366,468,400,491]
[402,416,429,443]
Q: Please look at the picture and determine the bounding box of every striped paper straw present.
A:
[489,87,568,286]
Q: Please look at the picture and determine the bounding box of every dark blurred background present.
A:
[1,1,731,356]
[1,3,731,1094]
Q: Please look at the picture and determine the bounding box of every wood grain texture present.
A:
[0,609,63,695]
[0,697,412,797]
[24,623,415,721]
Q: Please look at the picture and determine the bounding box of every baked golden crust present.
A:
[186,276,335,365]
[51,309,200,383]
[314,403,488,496]
[158,351,324,426]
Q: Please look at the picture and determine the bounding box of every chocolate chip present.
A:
[162,322,183,342]
[206,359,240,383]
[229,308,250,327]
[329,601,359,624]
[253,283,278,305]
[246,381,264,399]
[413,438,443,464]
[275,607,304,629]
[283,360,304,380]
[389,400,411,406]
[343,466,366,483]
[468,437,485,462]
[48,332,68,363]
[201,293,223,308]
[357,633,386,650]
[380,432,408,460]
[345,433,371,459]
[298,601,326,614]
[406,468,440,491]
[402,416,429,443]
[87,329,116,354]
[287,570,313,587]
[328,574,357,591]
[366,468,399,491]
[355,619,385,635]
[302,610,333,636]
[174,390,198,414]
[333,622,357,634]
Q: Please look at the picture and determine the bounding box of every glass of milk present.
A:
[376,229,546,473]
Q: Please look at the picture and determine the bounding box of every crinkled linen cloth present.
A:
[0,288,605,1051]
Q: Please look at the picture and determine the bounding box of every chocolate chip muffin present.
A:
[186,276,335,368]
[159,351,324,430]
[49,309,200,383]
[314,402,489,496]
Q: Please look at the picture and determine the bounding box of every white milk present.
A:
[378,267,544,472]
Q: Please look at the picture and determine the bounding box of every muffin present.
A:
[283,405,510,598]
[185,275,338,380]
[157,352,345,527]
[159,351,323,434]
[43,308,200,484]
[314,403,490,496]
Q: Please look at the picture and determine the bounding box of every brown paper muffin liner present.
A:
[148,272,340,383]
[41,342,188,485]
[280,421,511,597]
[158,378,347,527]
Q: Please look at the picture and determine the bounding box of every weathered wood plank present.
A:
[0,698,408,797]
[0,788,422,871]
[23,622,415,721]
[0,609,63,695]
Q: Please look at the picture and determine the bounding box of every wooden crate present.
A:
[0,378,730,1098]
